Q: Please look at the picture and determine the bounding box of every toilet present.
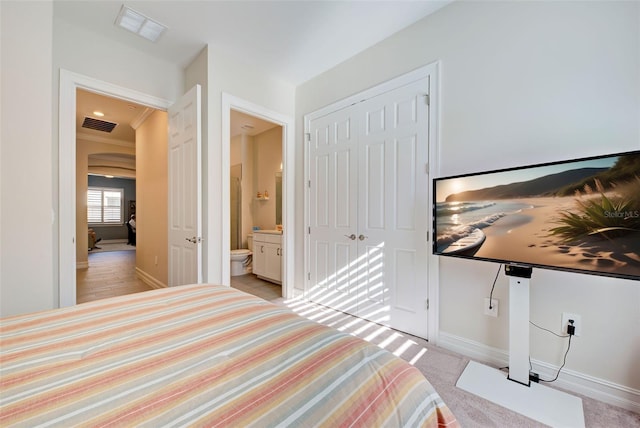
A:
[230,235,253,276]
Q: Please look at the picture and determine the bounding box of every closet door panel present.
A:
[357,78,430,338]
[364,141,386,230]
[308,106,359,315]
[395,135,417,230]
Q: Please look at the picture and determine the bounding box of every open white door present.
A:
[168,85,202,286]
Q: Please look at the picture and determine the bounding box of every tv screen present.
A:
[433,150,640,280]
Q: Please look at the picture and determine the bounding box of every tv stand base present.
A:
[456,361,584,427]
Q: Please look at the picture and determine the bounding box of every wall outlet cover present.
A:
[561,312,581,336]
[484,298,498,317]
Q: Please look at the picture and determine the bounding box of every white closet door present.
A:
[307,77,430,338]
[357,78,430,337]
[308,107,359,314]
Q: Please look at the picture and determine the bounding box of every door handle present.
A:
[185,237,203,244]
[344,234,356,240]
[358,234,367,241]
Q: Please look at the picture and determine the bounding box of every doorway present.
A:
[228,109,283,298]
[221,93,295,299]
[59,70,172,307]
[74,89,157,303]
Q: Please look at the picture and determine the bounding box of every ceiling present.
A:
[231,110,279,137]
[77,89,150,142]
[71,1,451,178]
[54,0,452,86]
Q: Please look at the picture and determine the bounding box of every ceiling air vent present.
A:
[82,117,118,133]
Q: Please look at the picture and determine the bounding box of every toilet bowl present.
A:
[230,249,252,276]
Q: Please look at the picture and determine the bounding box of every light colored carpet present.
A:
[89,241,135,253]
[269,296,640,428]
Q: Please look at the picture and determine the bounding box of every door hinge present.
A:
[425,163,429,174]
[308,272,311,280]
[426,231,429,242]
[425,299,430,310]
[423,94,430,106]
[308,226,311,234]
[308,179,311,188]
[304,132,311,141]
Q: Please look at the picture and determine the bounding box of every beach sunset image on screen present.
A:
[433,151,640,280]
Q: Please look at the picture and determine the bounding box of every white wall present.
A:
[0,2,54,316]
[186,46,295,285]
[296,0,640,404]
[0,3,185,317]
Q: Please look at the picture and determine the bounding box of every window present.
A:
[88,187,124,225]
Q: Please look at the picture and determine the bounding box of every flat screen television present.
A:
[433,150,640,281]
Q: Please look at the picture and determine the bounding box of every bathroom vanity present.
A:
[252,230,282,284]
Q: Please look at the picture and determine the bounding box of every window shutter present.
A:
[87,187,124,225]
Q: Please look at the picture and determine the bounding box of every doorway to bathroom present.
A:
[229,109,284,298]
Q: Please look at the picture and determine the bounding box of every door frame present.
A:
[58,69,172,307]
[222,93,294,298]
[303,62,441,341]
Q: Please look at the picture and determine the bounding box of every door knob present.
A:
[344,234,356,240]
[358,234,367,241]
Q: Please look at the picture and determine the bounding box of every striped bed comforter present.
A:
[0,284,457,427]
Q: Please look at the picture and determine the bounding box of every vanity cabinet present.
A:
[252,231,282,284]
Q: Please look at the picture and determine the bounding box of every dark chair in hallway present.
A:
[127,222,136,246]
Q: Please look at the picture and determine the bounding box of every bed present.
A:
[0,284,457,427]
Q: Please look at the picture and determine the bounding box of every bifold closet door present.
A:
[308,105,359,314]
[356,79,430,338]
[308,77,430,338]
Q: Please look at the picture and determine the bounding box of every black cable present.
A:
[540,335,573,383]
[488,264,501,309]
[530,321,569,338]
[528,321,572,382]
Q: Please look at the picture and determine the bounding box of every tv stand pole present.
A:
[455,264,584,427]
[505,264,532,386]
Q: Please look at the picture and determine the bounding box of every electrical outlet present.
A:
[561,312,581,336]
[484,298,498,317]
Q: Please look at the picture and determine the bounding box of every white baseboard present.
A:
[438,331,640,414]
[135,268,166,289]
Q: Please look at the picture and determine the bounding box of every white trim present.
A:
[76,131,135,148]
[439,331,640,413]
[136,267,167,289]
[302,62,441,341]
[304,65,438,122]
[130,107,155,130]
[59,69,172,308]
[426,62,441,344]
[221,93,295,299]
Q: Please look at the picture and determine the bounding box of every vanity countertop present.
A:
[253,229,282,235]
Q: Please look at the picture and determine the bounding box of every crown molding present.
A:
[130,107,155,130]
[76,132,135,148]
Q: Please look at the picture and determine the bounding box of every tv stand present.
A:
[456,265,585,427]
